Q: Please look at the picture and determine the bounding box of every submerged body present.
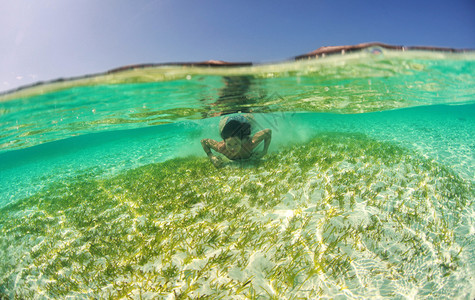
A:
[201,114,272,167]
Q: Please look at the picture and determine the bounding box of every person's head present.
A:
[220,120,251,154]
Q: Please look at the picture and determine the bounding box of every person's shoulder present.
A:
[242,136,254,147]
[216,141,226,152]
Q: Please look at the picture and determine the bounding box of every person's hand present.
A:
[210,155,224,168]
[251,151,266,160]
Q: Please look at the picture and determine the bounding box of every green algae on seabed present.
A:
[0,133,473,299]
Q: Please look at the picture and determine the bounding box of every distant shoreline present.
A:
[1,42,473,100]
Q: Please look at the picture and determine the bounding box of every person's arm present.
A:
[250,129,272,158]
[201,139,224,167]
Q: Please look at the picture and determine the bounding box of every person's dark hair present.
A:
[221,120,251,140]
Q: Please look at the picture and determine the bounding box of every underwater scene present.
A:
[0,48,474,299]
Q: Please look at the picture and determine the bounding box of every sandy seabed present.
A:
[0,132,473,299]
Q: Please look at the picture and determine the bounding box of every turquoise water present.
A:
[0,49,474,298]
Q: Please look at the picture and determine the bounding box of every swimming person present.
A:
[201,114,272,168]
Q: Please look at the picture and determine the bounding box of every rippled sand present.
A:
[0,133,472,299]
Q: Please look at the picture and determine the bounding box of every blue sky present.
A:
[1,0,474,93]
